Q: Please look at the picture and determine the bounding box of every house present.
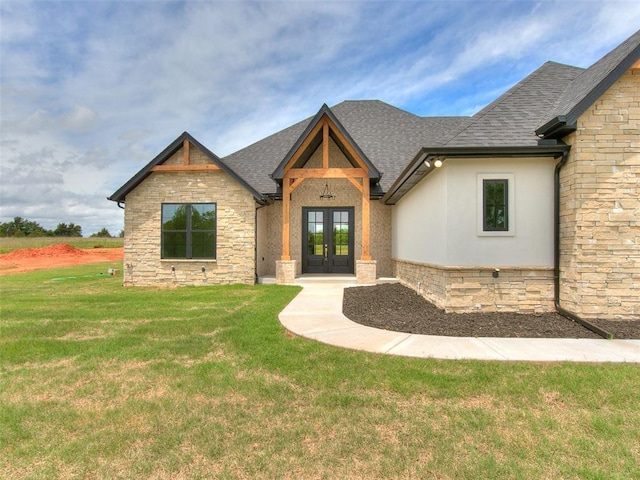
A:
[109,30,640,321]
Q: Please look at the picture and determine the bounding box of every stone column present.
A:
[276,260,297,284]
[356,260,377,284]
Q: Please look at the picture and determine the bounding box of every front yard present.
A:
[1,263,639,479]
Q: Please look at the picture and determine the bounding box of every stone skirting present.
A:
[276,260,297,284]
[356,260,377,284]
[393,259,554,314]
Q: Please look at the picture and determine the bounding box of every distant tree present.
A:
[53,222,82,237]
[118,229,125,238]
[90,228,112,238]
[0,217,51,237]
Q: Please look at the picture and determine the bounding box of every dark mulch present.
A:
[343,283,640,339]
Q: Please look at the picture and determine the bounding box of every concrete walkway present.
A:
[277,277,640,363]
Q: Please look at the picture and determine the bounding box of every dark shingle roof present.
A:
[223,100,469,193]
[442,62,583,147]
[222,117,310,194]
[331,101,469,191]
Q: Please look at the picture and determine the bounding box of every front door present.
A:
[302,207,354,274]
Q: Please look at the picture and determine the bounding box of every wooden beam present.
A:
[289,177,305,193]
[632,59,640,70]
[281,179,291,260]
[151,164,220,172]
[183,139,190,165]
[347,176,363,193]
[361,178,371,261]
[283,118,326,175]
[328,121,369,172]
[285,167,366,179]
[323,122,329,169]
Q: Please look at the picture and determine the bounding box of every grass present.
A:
[1,263,639,479]
[0,236,123,254]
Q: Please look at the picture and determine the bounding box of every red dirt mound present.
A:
[0,244,123,275]
[1,243,90,260]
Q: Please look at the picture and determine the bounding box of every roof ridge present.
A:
[335,99,424,119]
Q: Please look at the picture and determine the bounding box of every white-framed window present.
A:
[477,173,515,236]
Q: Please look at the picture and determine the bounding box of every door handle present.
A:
[324,244,328,259]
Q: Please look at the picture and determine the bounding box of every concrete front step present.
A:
[258,275,398,286]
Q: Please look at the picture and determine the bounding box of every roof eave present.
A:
[382,144,571,205]
[534,115,579,139]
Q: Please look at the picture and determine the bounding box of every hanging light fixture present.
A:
[319,182,335,200]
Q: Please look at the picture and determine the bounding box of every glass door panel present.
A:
[302,207,354,274]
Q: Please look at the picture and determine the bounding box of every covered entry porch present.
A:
[270,106,380,285]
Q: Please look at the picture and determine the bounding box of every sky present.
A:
[1,0,639,236]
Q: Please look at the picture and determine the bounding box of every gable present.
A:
[108,132,265,204]
[271,104,380,182]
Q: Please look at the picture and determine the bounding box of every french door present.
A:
[302,207,354,274]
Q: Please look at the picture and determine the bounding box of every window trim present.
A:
[161,203,217,259]
[477,174,515,237]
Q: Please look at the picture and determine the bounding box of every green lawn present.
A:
[1,264,639,479]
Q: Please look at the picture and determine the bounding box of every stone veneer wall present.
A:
[559,69,640,320]
[393,259,555,314]
[256,203,282,278]
[257,137,392,277]
[123,146,257,286]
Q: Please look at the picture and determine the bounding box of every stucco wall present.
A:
[559,68,640,320]
[393,157,556,267]
[123,147,257,286]
[391,156,556,313]
[392,167,448,264]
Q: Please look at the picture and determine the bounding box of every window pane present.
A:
[483,180,508,231]
[307,210,324,256]
[191,232,216,258]
[163,232,187,258]
[191,204,216,230]
[162,204,187,230]
[162,203,216,259]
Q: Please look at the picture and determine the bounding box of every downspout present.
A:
[254,202,269,284]
[554,151,613,339]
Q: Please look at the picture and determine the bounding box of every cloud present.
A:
[1,0,639,236]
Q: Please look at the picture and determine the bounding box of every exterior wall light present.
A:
[424,159,431,168]
[434,158,443,168]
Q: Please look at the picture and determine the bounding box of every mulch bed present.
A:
[343,283,640,339]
